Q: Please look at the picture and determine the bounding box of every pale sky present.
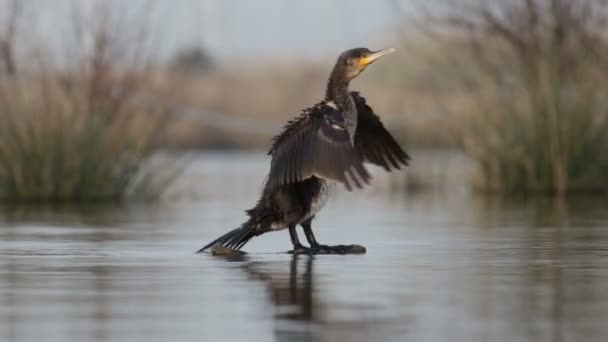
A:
[2,0,415,64]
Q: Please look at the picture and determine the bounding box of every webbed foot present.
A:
[288,245,313,255]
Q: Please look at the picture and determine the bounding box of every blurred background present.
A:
[2,0,608,199]
[1,1,608,341]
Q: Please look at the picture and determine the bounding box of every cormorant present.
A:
[198,47,409,254]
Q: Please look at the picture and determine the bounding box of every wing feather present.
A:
[351,92,410,171]
[267,102,370,190]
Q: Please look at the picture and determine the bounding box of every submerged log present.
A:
[210,245,246,256]
[209,244,366,256]
[288,244,367,255]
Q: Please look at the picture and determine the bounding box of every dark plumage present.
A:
[198,47,409,254]
[267,100,371,191]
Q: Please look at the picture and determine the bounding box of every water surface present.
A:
[1,152,607,342]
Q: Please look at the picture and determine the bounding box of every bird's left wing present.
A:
[351,92,410,171]
[267,102,371,191]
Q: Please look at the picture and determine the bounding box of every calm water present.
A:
[1,152,608,342]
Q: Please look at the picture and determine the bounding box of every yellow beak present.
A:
[359,47,396,67]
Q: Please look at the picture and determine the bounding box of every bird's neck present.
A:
[325,74,352,111]
[326,73,357,136]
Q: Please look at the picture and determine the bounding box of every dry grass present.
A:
[149,54,468,149]
[424,0,608,195]
[0,1,180,202]
[0,71,175,202]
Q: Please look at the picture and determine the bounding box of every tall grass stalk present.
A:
[0,73,174,202]
[428,0,608,195]
[0,1,179,202]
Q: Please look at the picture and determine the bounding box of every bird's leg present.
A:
[301,219,364,255]
[288,224,312,254]
[301,219,318,245]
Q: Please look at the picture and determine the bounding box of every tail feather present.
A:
[197,196,281,254]
[196,220,258,253]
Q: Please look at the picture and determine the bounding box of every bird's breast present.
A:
[301,180,333,222]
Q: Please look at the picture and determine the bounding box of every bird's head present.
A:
[334,47,396,81]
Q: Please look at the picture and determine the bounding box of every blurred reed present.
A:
[0,1,178,202]
[418,0,608,195]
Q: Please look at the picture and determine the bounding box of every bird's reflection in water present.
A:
[237,255,405,342]
[243,255,317,341]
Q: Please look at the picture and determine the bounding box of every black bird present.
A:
[198,47,409,254]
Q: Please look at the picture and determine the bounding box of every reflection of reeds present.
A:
[0,1,177,202]
[426,0,608,194]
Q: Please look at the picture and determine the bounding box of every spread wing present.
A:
[267,102,371,191]
[352,92,410,171]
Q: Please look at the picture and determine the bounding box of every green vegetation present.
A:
[0,1,178,202]
[0,75,174,202]
[428,0,608,194]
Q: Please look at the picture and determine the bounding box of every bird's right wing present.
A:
[351,92,410,171]
[267,102,371,191]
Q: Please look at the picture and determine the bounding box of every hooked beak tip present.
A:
[359,47,396,67]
